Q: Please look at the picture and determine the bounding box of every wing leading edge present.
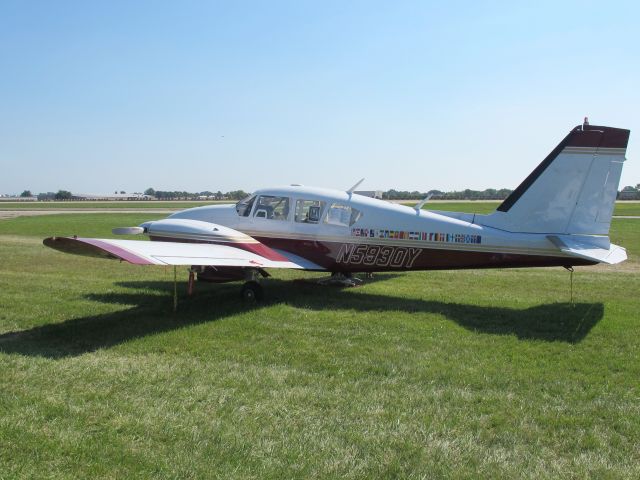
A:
[43,237,320,270]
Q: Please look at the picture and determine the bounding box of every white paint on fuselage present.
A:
[165,185,586,259]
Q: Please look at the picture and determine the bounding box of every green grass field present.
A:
[1,214,639,478]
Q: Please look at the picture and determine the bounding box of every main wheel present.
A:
[240,281,263,302]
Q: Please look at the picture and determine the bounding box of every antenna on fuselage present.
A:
[414,193,433,213]
[347,178,365,195]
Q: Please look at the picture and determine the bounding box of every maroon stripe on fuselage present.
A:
[253,237,595,271]
[147,235,594,271]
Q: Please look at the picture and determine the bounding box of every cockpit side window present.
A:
[236,195,256,217]
[324,203,363,227]
[295,199,325,224]
[253,195,290,220]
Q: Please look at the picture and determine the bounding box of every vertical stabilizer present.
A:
[477,124,630,235]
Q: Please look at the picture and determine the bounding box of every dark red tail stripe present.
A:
[567,124,630,149]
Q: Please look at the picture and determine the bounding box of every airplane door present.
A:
[292,199,327,237]
[248,195,293,234]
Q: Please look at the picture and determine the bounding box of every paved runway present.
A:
[0,209,176,219]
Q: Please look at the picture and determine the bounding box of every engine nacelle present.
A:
[196,266,246,283]
[139,218,254,244]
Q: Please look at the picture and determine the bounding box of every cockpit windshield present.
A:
[236,195,256,217]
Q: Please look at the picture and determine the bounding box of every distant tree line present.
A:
[143,188,249,200]
[29,189,249,201]
[618,185,640,200]
[36,191,72,201]
[382,188,513,201]
[385,185,640,201]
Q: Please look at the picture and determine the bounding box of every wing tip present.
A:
[43,236,154,265]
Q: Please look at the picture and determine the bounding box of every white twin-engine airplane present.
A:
[45,121,630,300]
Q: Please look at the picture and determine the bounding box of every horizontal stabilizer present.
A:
[547,235,627,264]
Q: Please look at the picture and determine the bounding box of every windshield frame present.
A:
[235,194,256,217]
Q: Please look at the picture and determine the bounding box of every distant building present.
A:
[0,196,37,202]
[71,193,155,201]
[354,190,383,199]
[198,195,226,200]
[618,190,639,200]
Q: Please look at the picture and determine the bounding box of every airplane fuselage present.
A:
[158,185,596,272]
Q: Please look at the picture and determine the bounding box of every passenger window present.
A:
[295,200,325,223]
[253,195,290,220]
[324,203,362,227]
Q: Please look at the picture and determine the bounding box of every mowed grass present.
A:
[0,214,639,479]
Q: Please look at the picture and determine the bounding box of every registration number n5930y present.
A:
[336,244,421,268]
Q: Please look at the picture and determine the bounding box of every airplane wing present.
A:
[43,236,322,270]
[547,235,627,265]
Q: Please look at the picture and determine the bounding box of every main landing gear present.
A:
[240,281,264,301]
[186,266,268,304]
[317,272,363,287]
[177,267,371,309]
[240,268,266,302]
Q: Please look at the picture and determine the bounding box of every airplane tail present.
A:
[478,122,630,235]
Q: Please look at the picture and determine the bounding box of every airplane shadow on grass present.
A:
[0,275,604,359]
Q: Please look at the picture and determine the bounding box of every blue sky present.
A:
[1,1,638,195]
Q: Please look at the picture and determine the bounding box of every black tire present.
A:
[240,281,263,302]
